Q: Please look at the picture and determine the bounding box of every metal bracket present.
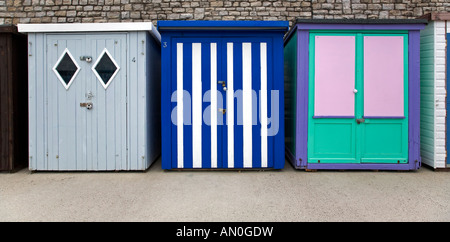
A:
[356,118,365,124]
[80,56,92,63]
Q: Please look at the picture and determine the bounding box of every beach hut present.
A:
[284,19,427,170]
[158,21,289,169]
[18,23,161,171]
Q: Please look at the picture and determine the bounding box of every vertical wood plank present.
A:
[260,42,268,168]
[128,32,139,170]
[176,42,184,168]
[0,35,9,170]
[226,42,234,168]
[28,33,37,170]
[36,33,46,170]
[210,42,218,168]
[192,42,202,168]
[137,33,146,170]
[145,32,161,169]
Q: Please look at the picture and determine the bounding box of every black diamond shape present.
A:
[94,53,118,85]
[56,53,78,85]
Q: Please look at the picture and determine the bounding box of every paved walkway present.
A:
[0,158,449,222]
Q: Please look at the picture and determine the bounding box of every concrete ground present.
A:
[0,158,449,222]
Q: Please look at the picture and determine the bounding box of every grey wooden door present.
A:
[46,34,127,170]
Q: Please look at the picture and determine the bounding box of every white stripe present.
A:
[260,43,268,168]
[227,43,234,168]
[210,43,217,168]
[242,42,252,168]
[176,43,184,168]
[192,43,202,168]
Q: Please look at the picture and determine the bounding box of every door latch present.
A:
[219,108,226,114]
[356,118,365,124]
[80,102,93,110]
[218,81,227,91]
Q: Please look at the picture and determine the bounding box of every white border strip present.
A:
[227,43,234,168]
[242,42,252,168]
[192,43,202,168]
[18,23,161,42]
[260,43,268,168]
[176,43,184,168]
[210,43,218,168]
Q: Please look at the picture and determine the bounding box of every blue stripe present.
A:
[161,34,173,169]
[158,21,289,30]
[273,36,285,169]
[233,41,244,169]
[267,40,274,168]
[217,39,225,168]
[201,42,211,168]
[183,42,193,169]
[252,42,262,168]
[170,41,178,169]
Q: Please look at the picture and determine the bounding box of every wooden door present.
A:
[308,33,408,164]
[171,37,274,169]
[46,34,127,170]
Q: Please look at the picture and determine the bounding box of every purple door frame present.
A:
[284,20,426,170]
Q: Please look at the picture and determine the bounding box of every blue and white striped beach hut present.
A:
[158,21,288,169]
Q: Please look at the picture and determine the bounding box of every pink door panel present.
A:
[314,35,355,117]
[363,36,404,117]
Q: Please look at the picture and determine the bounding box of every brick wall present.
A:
[1,0,450,26]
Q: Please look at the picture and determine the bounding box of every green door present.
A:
[308,32,408,164]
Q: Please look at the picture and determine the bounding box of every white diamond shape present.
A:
[92,48,120,89]
[52,48,81,90]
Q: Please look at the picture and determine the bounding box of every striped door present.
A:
[45,34,127,170]
[172,38,273,169]
[308,33,408,164]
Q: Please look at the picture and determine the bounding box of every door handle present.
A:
[356,118,365,124]
[80,102,93,110]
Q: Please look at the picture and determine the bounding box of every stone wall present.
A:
[1,0,449,27]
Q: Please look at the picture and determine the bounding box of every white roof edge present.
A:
[18,22,161,42]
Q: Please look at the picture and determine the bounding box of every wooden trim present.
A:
[419,12,450,21]
[17,23,161,42]
[0,32,28,171]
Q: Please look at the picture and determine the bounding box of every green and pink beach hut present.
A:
[284,19,427,170]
